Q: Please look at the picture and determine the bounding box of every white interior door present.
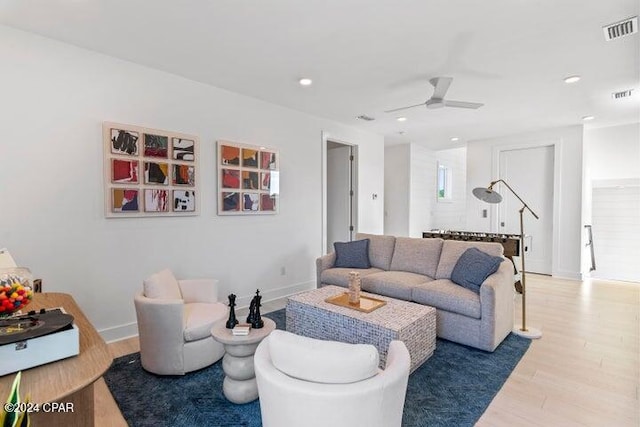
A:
[590,184,640,282]
[326,142,353,252]
[499,146,554,274]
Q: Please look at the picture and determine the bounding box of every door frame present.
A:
[491,139,562,276]
[321,131,358,254]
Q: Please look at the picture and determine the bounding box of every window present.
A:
[437,163,452,201]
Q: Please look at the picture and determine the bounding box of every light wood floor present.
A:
[96,275,639,426]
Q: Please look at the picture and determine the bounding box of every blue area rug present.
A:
[104,309,530,426]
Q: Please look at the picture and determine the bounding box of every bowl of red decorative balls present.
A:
[0,268,34,316]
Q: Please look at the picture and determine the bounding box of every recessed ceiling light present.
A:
[299,78,312,86]
[397,117,407,122]
[582,115,595,121]
[398,131,406,135]
[564,75,581,84]
[450,137,459,142]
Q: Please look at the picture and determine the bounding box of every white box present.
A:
[0,322,80,376]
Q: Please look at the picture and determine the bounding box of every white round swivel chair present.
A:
[254,330,411,427]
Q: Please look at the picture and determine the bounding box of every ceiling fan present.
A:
[385,77,484,113]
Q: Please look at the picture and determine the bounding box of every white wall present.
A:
[584,123,640,181]
[466,125,584,279]
[385,144,467,237]
[590,186,640,282]
[384,143,438,237]
[0,26,384,340]
[383,145,410,236]
[583,122,640,279]
[432,147,467,231]
[408,144,434,237]
[356,140,385,234]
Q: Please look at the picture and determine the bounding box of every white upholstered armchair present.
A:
[134,269,227,375]
[254,330,411,427]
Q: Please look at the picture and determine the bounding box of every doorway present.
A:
[498,145,554,275]
[324,140,357,254]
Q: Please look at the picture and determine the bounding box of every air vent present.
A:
[603,16,637,41]
[612,89,634,99]
[356,115,375,121]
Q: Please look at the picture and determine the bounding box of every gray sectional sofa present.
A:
[316,233,514,351]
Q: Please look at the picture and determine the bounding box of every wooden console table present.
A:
[0,293,112,426]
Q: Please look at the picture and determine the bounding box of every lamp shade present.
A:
[472,187,503,204]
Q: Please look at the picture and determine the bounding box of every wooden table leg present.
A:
[31,382,95,427]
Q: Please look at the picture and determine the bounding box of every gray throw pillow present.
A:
[334,239,371,269]
[450,247,503,293]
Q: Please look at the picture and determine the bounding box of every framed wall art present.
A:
[217,141,279,215]
[103,122,200,217]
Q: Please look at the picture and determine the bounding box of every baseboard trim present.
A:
[551,270,582,280]
[235,280,316,308]
[100,280,316,343]
[100,322,139,344]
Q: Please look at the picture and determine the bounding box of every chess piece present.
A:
[251,289,264,329]
[348,271,361,305]
[226,294,239,329]
[246,298,256,325]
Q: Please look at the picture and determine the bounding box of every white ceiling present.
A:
[1,0,638,149]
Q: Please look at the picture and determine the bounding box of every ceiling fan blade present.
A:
[384,102,426,113]
[429,77,453,99]
[443,100,484,109]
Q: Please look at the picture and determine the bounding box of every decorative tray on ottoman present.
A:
[325,293,386,313]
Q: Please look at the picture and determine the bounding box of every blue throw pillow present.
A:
[334,239,371,269]
[450,247,503,293]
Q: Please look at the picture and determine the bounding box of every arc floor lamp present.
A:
[473,179,542,339]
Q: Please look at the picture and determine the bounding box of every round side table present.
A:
[211,317,276,404]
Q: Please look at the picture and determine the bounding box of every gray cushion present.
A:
[389,237,443,278]
[412,279,481,319]
[320,267,384,288]
[355,233,396,271]
[362,271,432,301]
[451,248,503,293]
[334,239,371,269]
[435,240,504,279]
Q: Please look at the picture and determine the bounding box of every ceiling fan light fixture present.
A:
[564,75,581,84]
[384,77,483,113]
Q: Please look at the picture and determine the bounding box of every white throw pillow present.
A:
[268,330,379,384]
[143,269,182,300]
